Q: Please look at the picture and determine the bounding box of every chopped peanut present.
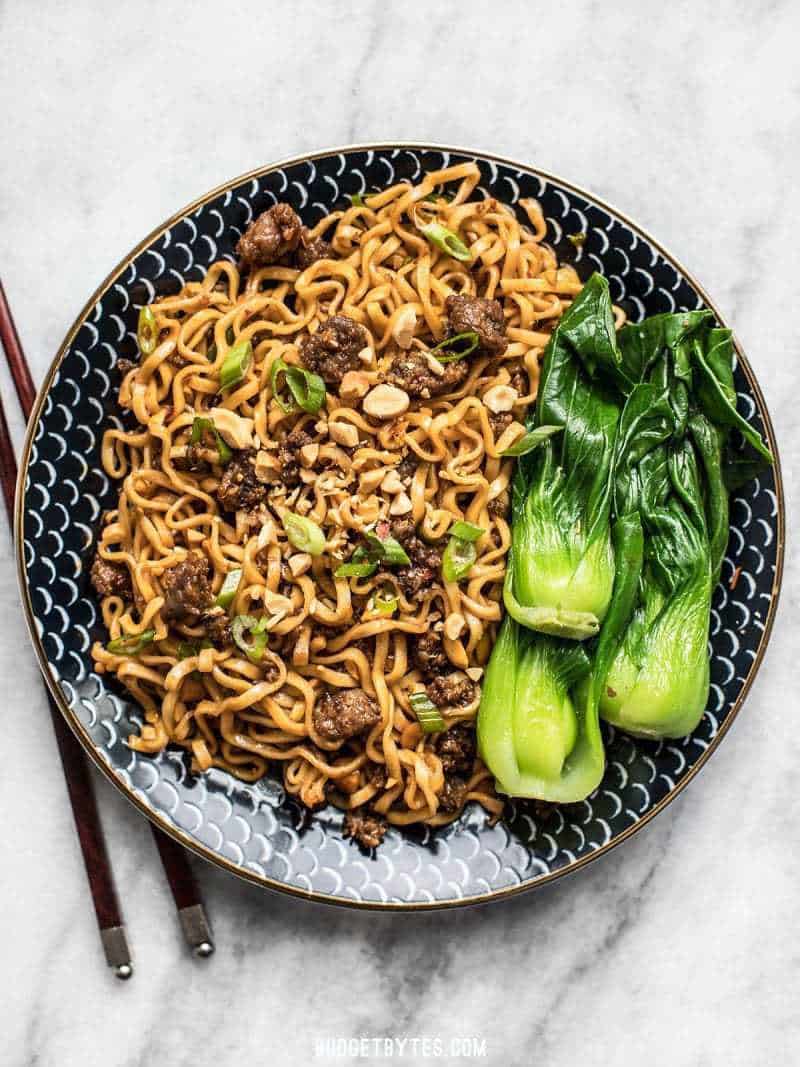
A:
[263,589,293,615]
[359,468,386,494]
[256,518,277,549]
[287,552,312,576]
[340,370,372,401]
[483,384,517,413]
[254,449,279,482]
[363,384,410,420]
[392,306,417,349]
[389,490,412,516]
[208,407,256,450]
[444,612,466,641]
[299,443,319,468]
[380,469,405,495]
[328,420,360,448]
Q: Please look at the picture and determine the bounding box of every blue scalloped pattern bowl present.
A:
[17,146,783,907]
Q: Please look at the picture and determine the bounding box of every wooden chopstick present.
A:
[0,388,132,977]
[0,278,214,963]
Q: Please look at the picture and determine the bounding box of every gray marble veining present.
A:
[0,1,797,1065]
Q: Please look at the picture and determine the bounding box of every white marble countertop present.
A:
[1,2,797,1064]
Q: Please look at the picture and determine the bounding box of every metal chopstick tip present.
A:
[102,925,133,979]
[179,903,214,959]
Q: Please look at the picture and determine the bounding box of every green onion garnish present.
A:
[215,568,242,609]
[449,520,484,542]
[177,638,211,679]
[442,536,477,583]
[335,528,411,580]
[420,221,471,263]
[270,358,327,414]
[430,331,480,363]
[219,339,252,392]
[137,306,158,356]
[335,547,378,579]
[107,629,155,656]
[409,691,446,734]
[231,614,269,663]
[189,416,232,464]
[286,365,326,413]
[350,192,366,207]
[363,529,411,566]
[270,357,294,414]
[500,424,563,458]
[373,589,398,616]
[282,512,326,556]
[567,232,587,248]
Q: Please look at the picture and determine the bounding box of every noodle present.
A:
[90,162,614,842]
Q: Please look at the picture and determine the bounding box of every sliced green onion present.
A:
[450,520,484,542]
[189,416,232,464]
[215,568,242,609]
[373,588,398,616]
[335,547,378,578]
[285,365,326,413]
[419,221,471,262]
[335,560,379,578]
[567,232,587,248]
[335,548,378,578]
[337,528,412,579]
[350,192,365,207]
[177,638,211,679]
[107,629,155,656]
[219,339,252,392]
[137,306,158,356]
[283,512,326,555]
[442,536,477,583]
[270,357,294,413]
[363,529,411,566]
[500,424,563,458]
[409,691,446,734]
[430,331,480,363]
[231,614,269,663]
[271,358,326,415]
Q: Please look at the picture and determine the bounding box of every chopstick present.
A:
[0,278,214,965]
[0,387,132,977]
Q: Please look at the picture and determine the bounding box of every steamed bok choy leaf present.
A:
[504,273,623,640]
[479,514,643,802]
[596,314,772,739]
[594,380,713,738]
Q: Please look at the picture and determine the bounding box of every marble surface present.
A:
[0,2,797,1064]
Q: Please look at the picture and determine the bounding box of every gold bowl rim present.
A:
[13,142,786,910]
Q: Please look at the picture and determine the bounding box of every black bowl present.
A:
[16,145,784,908]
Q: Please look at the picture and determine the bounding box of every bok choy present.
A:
[595,312,772,738]
[503,274,623,640]
[480,271,774,798]
[479,514,643,801]
[593,381,713,737]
